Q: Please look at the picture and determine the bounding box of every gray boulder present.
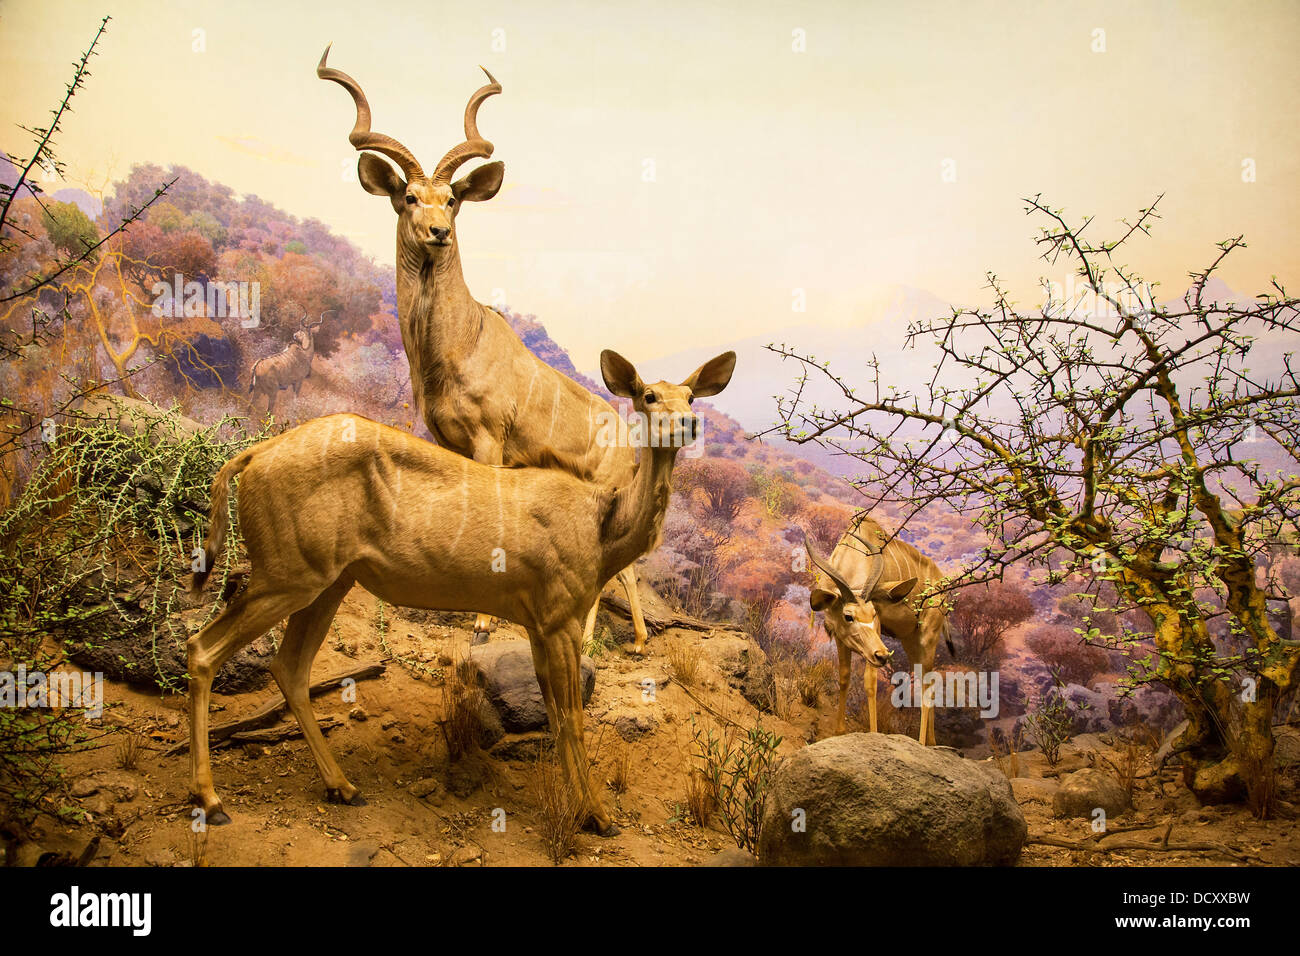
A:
[69,609,272,693]
[462,640,595,732]
[1052,768,1130,819]
[758,733,1027,866]
[1060,683,1110,733]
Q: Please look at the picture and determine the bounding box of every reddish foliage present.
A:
[799,501,853,552]
[676,458,755,524]
[1025,624,1111,685]
[949,580,1034,665]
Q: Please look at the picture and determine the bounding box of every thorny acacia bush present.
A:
[0,402,263,827]
[689,715,782,856]
[764,195,1300,802]
[1022,684,1076,767]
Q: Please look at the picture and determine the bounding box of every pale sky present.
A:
[3,0,1298,371]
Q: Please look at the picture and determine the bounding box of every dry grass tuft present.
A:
[1099,735,1146,801]
[989,724,1022,779]
[531,753,583,864]
[437,659,489,762]
[115,729,143,771]
[684,768,716,827]
[665,638,702,687]
[187,828,208,867]
[797,658,834,708]
[607,741,634,795]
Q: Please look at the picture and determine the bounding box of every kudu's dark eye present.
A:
[405,195,416,205]
[645,393,658,404]
[844,612,854,622]
[447,197,455,207]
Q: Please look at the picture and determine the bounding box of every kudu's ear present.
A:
[600,350,643,398]
[358,153,406,206]
[810,587,838,613]
[683,350,736,397]
[875,578,918,601]
[452,161,504,203]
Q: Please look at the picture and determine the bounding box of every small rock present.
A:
[14,843,47,867]
[348,706,369,722]
[91,771,140,802]
[462,640,596,732]
[144,848,178,868]
[450,846,483,867]
[70,778,99,798]
[1052,768,1131,819]
[1011,777,1060,807]
[347,841,381,867]
[408,778,442,799]
[83,794,115,816]
[704,847,757,867]
[612,713,658,741]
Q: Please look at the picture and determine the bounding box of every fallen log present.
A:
[600,594,744,635]
[230,715,341,745]
[165,661,385,755]
[1028,834,1258,864]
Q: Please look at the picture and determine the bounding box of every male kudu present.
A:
[248,313,324,417]
[317,47,652,651]
[806,515,954,745]
[187,350,736,836]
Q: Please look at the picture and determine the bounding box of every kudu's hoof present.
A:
[326,788,367,806]
[471,630,490,646]
[583,816,620,838]
[191,795,231,827]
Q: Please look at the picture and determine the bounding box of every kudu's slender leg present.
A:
[577,566,647,654]
[920,666,935,745]
[618,565,650,654]
[921,644,939,746]
[471,437,505,643]
[836,642,851,735]
[580,600,600,647]
[268,575,362,805]
[529,624,615,836]
[866,664,878,733]
[917,610,944,746]
[188,581,309,823]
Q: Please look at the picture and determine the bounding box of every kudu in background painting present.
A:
[249,313,324,416]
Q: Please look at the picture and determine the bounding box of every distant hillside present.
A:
[1,151,103,217]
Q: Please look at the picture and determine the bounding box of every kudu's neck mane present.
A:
[395,243,484,409]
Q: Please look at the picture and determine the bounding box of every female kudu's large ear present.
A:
[682,351,737,397]
[600,349,643,398]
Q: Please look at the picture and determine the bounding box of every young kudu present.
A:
[317,47,652,651]
[187,349,736,836]
[806,515,954,745]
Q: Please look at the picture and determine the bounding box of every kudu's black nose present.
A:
[431,227,450,241]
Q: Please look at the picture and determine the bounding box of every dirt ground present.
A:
[10,586,1300,868]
